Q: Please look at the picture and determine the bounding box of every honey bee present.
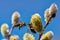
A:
[28,23,36,33]
[14,22,26,29]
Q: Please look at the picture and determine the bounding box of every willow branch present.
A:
[38,16,52,40]
[9,25,14,35]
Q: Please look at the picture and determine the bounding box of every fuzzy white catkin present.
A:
[30,13,43,34]
[44,3,58,22]
[12,11,20,25]
[10,35,19,40]
[44,8,50,22]
[1,23,9,37]
[23,33,35,40]
[49,3,58,15]
[40,31,54,40]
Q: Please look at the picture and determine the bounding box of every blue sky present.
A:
[0,0,60,40]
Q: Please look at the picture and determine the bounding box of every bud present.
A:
[23,33,35,40]
[30,13,43,34]
[44,8,50,22]
[12,11,20,25]
[40,31,54,40]
[10,35,19,40]
[49,3,58,18]
[1,23,9,37]
[44,3,58,22]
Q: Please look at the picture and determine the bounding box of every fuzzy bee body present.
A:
[28,23,36,33]
[14,22,26,29]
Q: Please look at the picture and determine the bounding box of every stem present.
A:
[6,37,10,40]
[5,25,14,40]
[38,33,42,40]
[44,16,52,29]
[6,25,14,40]
[9,25,14,35]
[38,16,52,40]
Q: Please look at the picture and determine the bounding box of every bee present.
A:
[28,23,36,33]
[14,22,26,29]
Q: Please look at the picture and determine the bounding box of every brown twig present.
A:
[9,25,14,35]
[44,16,52,29]
[38,33,43,40]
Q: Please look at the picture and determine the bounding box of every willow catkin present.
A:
[30,13,43,34]
[12,11,20,25]
[1,23,9,37]
[44,3,58,22]
[40,31,54,40]
[49,3,58,18]
[23,33,35,40]
[10,35,19,40]
[44,8,50,22]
